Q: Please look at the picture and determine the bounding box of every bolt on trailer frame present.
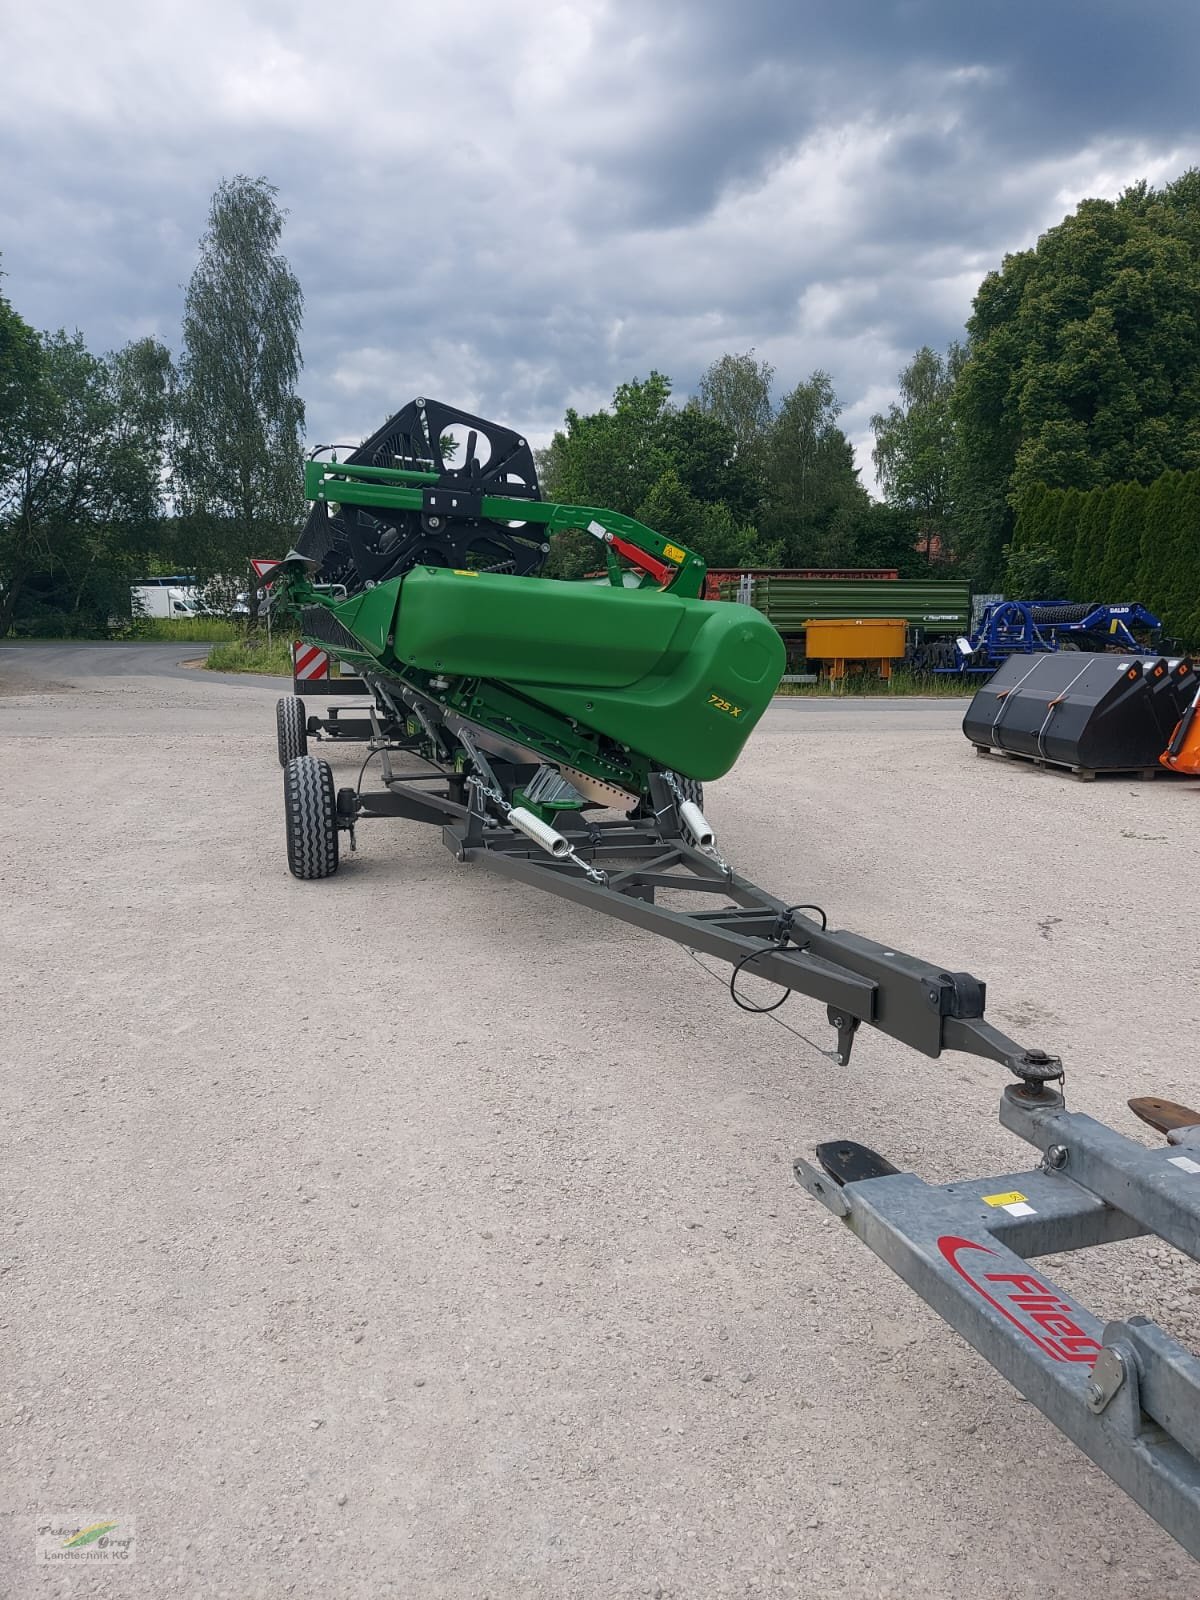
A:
[283,672,1199,1564]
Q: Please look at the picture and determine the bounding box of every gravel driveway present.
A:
[3,645,1198,1598]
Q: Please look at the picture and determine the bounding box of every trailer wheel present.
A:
[284,755,339,879]
[277,695,308,766]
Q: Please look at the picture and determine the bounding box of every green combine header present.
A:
[270,398,783,807]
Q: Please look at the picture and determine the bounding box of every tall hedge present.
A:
[1011,468,1199,641]
[1054,488,1084,587]
[1101,482,1146,598]
[1174,475,1200,641]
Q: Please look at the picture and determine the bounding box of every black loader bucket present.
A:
[1148,658,1199,750]
[962,654,1198,773]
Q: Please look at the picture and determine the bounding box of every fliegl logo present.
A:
[36,1514,136,1564]
[937,1237,1103,1365]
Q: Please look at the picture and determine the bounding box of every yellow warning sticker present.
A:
[662,543,686,564]
[982,1190,1027,1207]
[452,568,480,576]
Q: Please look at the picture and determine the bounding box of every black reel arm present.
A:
[295,398,549,589]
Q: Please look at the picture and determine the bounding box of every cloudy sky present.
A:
[3,0,1198,487]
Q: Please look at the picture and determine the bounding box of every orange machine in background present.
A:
[803,616,908,687]
[1161,684,1200,774]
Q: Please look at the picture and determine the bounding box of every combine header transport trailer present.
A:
[266,400,1200,1561]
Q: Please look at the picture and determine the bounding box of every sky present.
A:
[2,0,1199,491]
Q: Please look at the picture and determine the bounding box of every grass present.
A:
[6,617,244,643]
[776,669,976,697]
[204,636,294,675]
[133,616,244,641]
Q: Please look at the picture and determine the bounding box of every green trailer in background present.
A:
[717,574,972,670]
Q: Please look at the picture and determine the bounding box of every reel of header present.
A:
[296,397,548,590]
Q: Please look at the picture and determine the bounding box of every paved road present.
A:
[0,639,287,690]
[0,641,970,729]
[3,645,1197,1599]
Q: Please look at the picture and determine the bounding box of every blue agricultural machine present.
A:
[945,599,1163,674]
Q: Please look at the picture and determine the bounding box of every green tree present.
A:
[760,371,868,564]
[851,502,933,577]
[1003,542,1067,597]
[659,405,758,522]
[541,526,601,581]
[635,469,763,569]
[953,171,1200,582]
[112,337,174,468]
[0,275,40,479]
[175,175,305,621]
[0,331,164,636]
[693,350,775,481]
[540,369,769,573]
[539,372,673,516]
[871,344,961,561]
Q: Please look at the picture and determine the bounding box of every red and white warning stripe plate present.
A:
[293,641,330,681]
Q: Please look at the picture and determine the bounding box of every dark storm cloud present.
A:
[602,0,1199,152]
[1,0,1198,486]
[555,59,810,228]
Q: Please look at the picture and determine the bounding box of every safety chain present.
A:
[467,772,608,886]
[466,771,507,813]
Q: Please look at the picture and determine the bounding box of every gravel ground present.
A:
[2,645,1198,1599]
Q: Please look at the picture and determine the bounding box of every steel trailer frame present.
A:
[796,1091,1200,1559]
[343,718,1061,1090]
[284,688,1199,1563]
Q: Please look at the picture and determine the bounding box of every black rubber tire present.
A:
[277,695,308,767]
[284,756,339,879]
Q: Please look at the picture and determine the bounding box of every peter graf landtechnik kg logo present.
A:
[35,1513,136,1563]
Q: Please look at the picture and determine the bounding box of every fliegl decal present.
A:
[937,1236,1104,1365]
